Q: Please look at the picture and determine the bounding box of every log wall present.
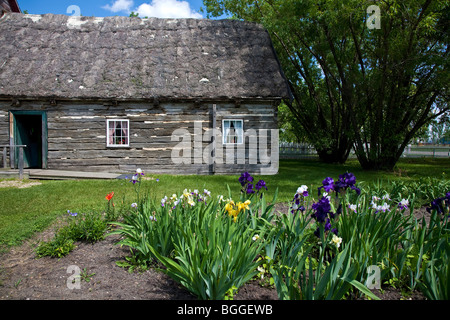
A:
[0,100,279,175]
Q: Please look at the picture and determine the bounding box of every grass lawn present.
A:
[0,157,449,250]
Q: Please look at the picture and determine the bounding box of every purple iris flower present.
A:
[318,177,334,195]
[427,197,445,214]
[255,180,267,191]
[334,172,361,195]
[239,172,254,186]
[311,197,331,223]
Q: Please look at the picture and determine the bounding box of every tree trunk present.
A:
[316,144,351,164]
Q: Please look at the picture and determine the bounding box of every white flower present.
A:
[348,204,357,213]
[204,189,211,197]
[131,202,138,208]
[136,168,142,174]
[182,189,191,199]
[398,199,409,209]
[375,202,390,213]
[330,234,342,248]
[297,185,308,194]
[382,194,391,201]
[257,266,265,279]
[252,234,260,241]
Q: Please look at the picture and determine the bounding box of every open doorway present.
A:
[12,111,47,169]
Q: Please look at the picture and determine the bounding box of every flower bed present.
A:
[109,169,450,300]
[36,169,450,300]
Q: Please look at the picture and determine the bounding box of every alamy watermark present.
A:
[170,121,279,174]
[367,5,381,29]
[366,265,381,290]
[66,265,81,290]
[67,5,81,17]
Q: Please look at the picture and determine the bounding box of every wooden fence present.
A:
[1,145,27,179]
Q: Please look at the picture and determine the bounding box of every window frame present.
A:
[106,119,130,148]
[222,119,244,145]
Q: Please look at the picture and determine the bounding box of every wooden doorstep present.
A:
[28,169,122,180]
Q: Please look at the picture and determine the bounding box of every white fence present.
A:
[279,142,317,159]
[279,143,450,159]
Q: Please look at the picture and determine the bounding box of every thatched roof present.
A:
[0,13,290,101]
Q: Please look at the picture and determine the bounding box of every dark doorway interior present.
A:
[15,114,43,168]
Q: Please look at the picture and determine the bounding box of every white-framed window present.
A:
[107,119,130,147]
[223,119,243,145]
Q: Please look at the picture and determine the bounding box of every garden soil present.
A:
[0,204,429,301]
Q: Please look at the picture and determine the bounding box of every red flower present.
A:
[106,192,114,201]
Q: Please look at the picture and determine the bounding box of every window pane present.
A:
[223,120,243,144]
[108,120,129,146]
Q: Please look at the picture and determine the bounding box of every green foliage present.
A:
[269,196,380,300]
[65,211,109,243]
[35,210,114,258]
[35,233,75,258]
[203,0,449,169]
[3,162,450,299]
[150,203,265,300]
[360,174,450,207]
[111,197,176,265]
[417,241,450,300]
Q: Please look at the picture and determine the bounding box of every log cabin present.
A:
[0,13,291,175]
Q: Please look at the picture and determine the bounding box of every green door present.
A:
[12,111,48,169]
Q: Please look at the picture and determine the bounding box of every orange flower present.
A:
[106,192,114,201]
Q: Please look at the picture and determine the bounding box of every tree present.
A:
[278,102,310,143]
[203,0,449,169]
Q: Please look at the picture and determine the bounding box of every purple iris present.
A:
[334,172,361,195]
[311,196,340,238]
[255,180,267,191]
[427,197,445,214]
[239,172,254,186]
[311,197,331,223]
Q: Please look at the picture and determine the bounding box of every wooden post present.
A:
[10,145,15,169]
[19,146,24,180]
[2,147,6,168]
[211,104,216,174]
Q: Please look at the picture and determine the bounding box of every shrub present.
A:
[35,232,75,258]
[35,209,112,258]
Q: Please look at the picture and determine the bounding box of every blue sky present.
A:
[18,0,210,18]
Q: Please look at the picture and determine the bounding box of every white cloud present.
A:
[102,0,203,18]
[136,0,203,19]
[102,0,134,13]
